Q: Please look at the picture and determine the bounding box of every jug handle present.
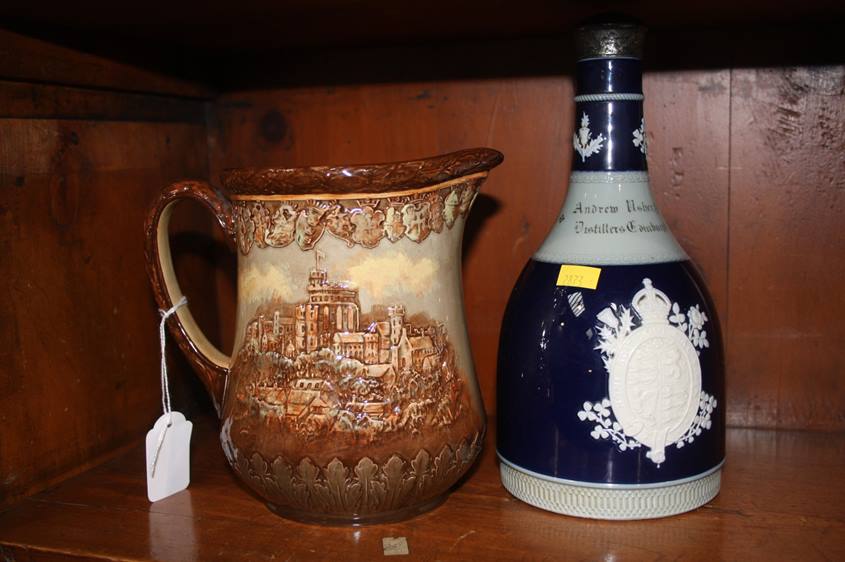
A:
[144,180,235,416]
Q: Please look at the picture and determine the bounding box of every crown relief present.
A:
[632,278,671,324]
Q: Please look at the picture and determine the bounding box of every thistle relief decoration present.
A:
[573,112,606,162]
[578,278,716,465]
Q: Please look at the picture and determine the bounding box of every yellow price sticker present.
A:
[556,264,602,290]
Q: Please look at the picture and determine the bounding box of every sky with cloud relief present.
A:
[237,232,456,316]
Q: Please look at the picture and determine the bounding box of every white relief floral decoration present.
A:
[632,118,647,154]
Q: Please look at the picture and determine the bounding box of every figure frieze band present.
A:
[234,178,481,254]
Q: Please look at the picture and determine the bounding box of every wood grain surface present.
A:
[727,67,845,430]
[0,414,842,561]
[0,82,219,505]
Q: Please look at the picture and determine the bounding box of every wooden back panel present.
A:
[0,34,221,504]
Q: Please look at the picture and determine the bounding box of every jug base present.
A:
[499,460,722,520]
[265,495,447,526]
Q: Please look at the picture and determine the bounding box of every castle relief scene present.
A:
[222,182,485,471]
[234,251,470,443]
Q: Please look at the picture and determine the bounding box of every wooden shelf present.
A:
[1,416,843,561]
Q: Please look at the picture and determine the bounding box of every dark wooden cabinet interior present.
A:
[1,3,844,559]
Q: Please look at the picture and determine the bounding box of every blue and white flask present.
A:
[496,23,726,520]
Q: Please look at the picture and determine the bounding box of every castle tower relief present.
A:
[236,252,472,444]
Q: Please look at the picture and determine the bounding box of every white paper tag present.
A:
[145,411,192,502]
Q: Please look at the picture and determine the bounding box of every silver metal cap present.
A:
[575,23,646,60]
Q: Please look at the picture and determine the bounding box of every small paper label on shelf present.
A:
[556,264,602,289]
[146,411,192,502]
[382,537,410,556]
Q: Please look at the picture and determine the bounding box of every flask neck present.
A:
[533,58,687,266]
[572,58,647,172]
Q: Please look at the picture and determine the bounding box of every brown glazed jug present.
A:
[144,148,503,523]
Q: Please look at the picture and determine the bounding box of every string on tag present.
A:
[159,296,187,416]
[151,296,187,477]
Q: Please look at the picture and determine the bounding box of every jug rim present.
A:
[220,147,503,197]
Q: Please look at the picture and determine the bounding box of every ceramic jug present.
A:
[145,148,502,523]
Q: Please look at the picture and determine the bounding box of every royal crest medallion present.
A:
[579,278,717,465]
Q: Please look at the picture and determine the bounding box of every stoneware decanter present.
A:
[497,24,725,519]
[145,148,502,524]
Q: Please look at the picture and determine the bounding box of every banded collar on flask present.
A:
[572,23,647,172]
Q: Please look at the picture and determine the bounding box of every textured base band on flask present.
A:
[498,456,722,520]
